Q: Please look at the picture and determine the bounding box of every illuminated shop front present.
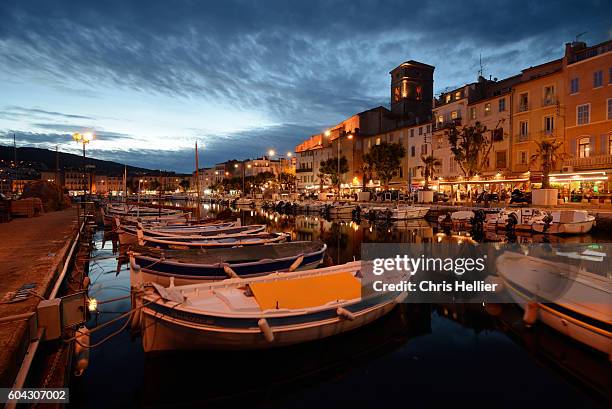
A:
[548,171,611,202]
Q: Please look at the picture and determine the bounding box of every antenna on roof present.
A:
[575,31,587,42]
[477,53,485,78]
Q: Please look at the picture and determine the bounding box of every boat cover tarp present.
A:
[249,272,360,310]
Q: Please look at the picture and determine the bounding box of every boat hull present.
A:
[531,220,595,234]
[141,298,399,352]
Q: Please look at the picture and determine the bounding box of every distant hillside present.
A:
[0,145,156,176]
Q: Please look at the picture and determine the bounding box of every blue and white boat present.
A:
[129,241,327,286]
[139,261,405,352]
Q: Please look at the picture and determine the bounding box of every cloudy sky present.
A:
[1,0,610,172]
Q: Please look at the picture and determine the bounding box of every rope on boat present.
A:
[65,294,161,349]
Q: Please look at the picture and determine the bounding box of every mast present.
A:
[195,141,201,221]
[123,165,127,206]
[13,133,17,167]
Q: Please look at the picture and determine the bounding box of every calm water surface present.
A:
[70,205,611,409]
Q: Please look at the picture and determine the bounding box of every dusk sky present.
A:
[1,0,610,173]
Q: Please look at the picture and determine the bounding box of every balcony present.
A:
[433,118,462,131]
[296,167,313,173]
[515,132,531,143]
[563,155,612,170]
[518,102,530,112]
[542,97,558,107]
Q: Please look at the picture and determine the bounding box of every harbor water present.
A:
[70,205,611,408]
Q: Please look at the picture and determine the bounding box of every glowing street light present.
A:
[72,131,95,196]
[268,149,275,157]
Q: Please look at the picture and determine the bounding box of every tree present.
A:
[319,156,349,192]
[148,180,161,191]
[446,121,502,177]
[277,171,296,191]
[530,139,567,189]
[178,179,190,192]
[418,154,442,190]
[362,142,406,189]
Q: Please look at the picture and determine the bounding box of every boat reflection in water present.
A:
[141,304,432,408]
[439,302,611,407]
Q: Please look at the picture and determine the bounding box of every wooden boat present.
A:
[497,252,611,358]
[531,210,596,235]
[391,205,429,220]
[122,223,264,239]
[139,261,405,352]
[484,208,545,231]
[129,241,327,286]
[136,231,288,249]
[323,203,355,218]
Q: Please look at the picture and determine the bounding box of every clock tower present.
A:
[390,60,434,124]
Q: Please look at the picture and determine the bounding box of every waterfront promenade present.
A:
[0,208,78,387]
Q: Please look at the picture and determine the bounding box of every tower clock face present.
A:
[393,86,401,102]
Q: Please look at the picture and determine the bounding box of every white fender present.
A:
[73,327,90,376]
[258,318,274,342]
[337,307,355,321]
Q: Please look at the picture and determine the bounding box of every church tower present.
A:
[389,60,434,124]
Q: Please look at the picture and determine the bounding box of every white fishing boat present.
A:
[118,223,263,245]
[391,205,429,220]
[531,210,596,235]
[484,208,545,231]
[139,261,405,352]
[325,203,355,218]
[437,210,474,229]
[497,252,611,358]
[136,230,288,249]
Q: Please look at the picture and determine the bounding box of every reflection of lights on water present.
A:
[369,226,373,232]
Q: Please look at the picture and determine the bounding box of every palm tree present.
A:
[530,140,566,189]
[417,154,441,190]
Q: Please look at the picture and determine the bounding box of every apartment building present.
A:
[511,59,565,175]
[561,40,612,192]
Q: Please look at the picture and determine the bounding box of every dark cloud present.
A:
[2,0,609,121]
[0,1,609,170]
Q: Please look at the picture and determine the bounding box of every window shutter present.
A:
[590,136,596,154]
[570,138,576,157]
[600,134,607,155]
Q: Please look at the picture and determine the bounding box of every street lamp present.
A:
[72,131,94,197]
[268,149,275,157]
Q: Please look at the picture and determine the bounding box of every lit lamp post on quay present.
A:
[72,131,94,198]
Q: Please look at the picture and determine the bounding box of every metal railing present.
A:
[564,155,612,168]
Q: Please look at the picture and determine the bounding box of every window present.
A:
[609,135,612,155]
[451,111,458,120]
[608,99,612,120]
[411,146,415,157]
[419,127,423,135]
[578,137,590,158]
[484,103,491,116]
[495,151,507,169]
[449,160,456,173]
[445,95,451,103]
[426,124,430,133]
[519,120,528,139]
[498,98,506,112]
[455,91,462,100]
[593,71,603,88]
[519,93,528,111]
[577,104,590,125]
[492,128,504,142]
[543,85,555,106]
[421,144,428,155]
[544,116,555,134]
[518,151,527,165]
[376,137,381,145]
[609,67,612,84]
[410,129,414,137]
[437,115,443,124]
[469,107,476,119]
[570,77,579,94]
